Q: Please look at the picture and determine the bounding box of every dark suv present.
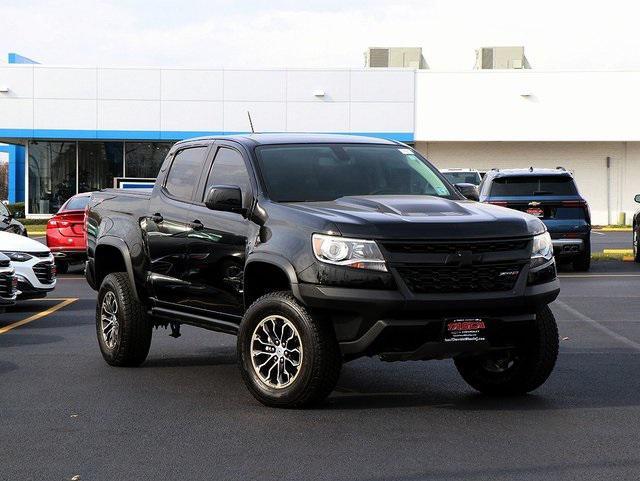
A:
[86,134,560,408]
[479,168,591,271]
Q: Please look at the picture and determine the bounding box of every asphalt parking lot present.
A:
[590,230,631,252]
[2,259,640,481]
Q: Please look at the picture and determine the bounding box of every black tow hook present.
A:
[170,322,181,338]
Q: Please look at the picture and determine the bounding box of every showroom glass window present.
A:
[78,142,124,192]
[28,141,77,214]
[125,142,173,178]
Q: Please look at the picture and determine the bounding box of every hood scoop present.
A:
[335,196,470,217]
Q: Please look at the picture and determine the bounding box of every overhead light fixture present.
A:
[313,89,325,97]
[0,86,9,93]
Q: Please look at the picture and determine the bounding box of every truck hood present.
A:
[282,195,545,239]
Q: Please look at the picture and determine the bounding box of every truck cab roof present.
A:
[175,133,401,148]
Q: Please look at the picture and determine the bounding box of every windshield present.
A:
[255,144,453,202]
[490,176,577,197]
[441,171,481,186]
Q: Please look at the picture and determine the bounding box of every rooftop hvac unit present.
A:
[365,47,428,69]
[475,46,530,69]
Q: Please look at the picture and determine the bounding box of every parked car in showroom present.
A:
[0,231,56,299]
[440,168,482,186]
[46,192,91,274]
[0,252,18,311]
[86,134,560,408]
[479,167,591,271]
[0,201,27,236]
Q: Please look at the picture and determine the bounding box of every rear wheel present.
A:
[96,272,152,367]
[237,291,342,408]
[572,239,591,271]
[454,306,559,395]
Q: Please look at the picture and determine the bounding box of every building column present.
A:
[8,145,25,203]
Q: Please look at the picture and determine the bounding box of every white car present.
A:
[0,231,56,299]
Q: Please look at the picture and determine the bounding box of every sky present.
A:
[1,0,639,70]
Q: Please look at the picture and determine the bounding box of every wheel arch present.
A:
[244,253,301,308]
[94,236,140,302]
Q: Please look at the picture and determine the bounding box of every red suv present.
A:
[46,193,91,274]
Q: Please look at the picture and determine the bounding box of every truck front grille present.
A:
[382,239,529,254]
[396,263,522,294]
[33,262,55,284]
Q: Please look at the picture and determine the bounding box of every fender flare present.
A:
[245,252,302,303]
[95,236,140,302]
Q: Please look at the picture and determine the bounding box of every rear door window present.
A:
[490,176,577,196]
[164,146,207,201]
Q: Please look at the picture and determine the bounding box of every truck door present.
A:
[180,142,256,319]
[144,143,211,306]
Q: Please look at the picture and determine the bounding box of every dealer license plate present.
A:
[445,319,487,342]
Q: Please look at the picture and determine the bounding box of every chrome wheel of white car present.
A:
[250,314,303,389]
[100,290,120,350]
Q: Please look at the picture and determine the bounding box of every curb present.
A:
[595,228,632,232]
[603,249,633,255]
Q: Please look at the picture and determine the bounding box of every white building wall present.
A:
[415,70,640,142]
[0,65,415,137]
[416,141,638,225]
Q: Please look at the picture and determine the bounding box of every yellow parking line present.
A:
[0,298,78,335]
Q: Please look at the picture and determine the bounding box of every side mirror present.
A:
[635,194,640,204]
[205,185,245,214]
[455,183,479,201]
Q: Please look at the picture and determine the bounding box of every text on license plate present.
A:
[445,319,487,342]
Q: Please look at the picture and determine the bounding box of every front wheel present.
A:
[634,226,640,263]
[96,272,152,367]
[237,291,342,408]
[454,305,559,395]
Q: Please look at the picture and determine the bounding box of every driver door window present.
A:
[203,147,252,204]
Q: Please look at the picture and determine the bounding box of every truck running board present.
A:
[150,307,239,335]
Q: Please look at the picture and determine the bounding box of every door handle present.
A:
[189,220,204,231]
[150,213,164,224]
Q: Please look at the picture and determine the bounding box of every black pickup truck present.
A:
[86,134,560,408]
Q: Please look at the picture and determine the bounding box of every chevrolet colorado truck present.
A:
[85,134,560,408]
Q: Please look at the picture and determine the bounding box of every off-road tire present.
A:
[454,305,559,395]
[237,291,342,408]
[96,272,152,367]
[572,239,591,271]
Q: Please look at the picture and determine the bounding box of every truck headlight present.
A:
[312,234,387,272]
[3,251,33,262]
[530,232,553,268]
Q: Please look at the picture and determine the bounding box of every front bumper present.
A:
[297,260,559,360]
[11,253,57,299]
[0,267,18,306]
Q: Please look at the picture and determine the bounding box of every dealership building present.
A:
[1,51,639,224]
